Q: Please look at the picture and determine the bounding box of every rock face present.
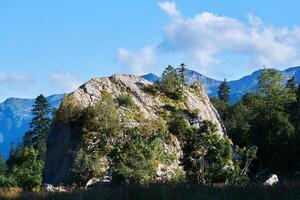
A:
[43,74,225,185]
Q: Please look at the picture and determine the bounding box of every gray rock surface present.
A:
[43,74,225,185]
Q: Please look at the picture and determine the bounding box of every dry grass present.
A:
[0,188,23,199]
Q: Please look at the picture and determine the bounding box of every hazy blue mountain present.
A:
[0,94,64,159]
[142,66,300,103]
[141,73,159,83]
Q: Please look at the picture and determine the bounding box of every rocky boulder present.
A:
[43,75,225,185]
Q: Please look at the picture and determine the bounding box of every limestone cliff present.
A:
[43,74,225,185]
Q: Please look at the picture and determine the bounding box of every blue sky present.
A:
[1,0,300,101]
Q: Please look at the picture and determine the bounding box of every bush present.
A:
[182,121,233,184]
[55,95,83,123]
[117,95,134,107]
[111,128,174,185]
[0,175,17,187]
[10,147,43,190]
[71,148,107,186]
[82,92,120,153]
[142,84,159,96]
[167,113,190,139]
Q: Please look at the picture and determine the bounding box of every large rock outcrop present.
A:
[43,74,225,185]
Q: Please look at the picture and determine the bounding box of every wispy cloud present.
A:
[158,1,180,18]
[49,72,81,92]
[116,1,300,78]
[0,73,31,85]
[116,45,157,75]
[160,7,300,72]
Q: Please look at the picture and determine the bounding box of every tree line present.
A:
[212,69,300,180]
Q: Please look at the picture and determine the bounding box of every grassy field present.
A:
[1,183,300,200]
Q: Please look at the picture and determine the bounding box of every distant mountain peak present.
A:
[0,94,64,159]
[141,73,159,82]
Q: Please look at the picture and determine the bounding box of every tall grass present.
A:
[1,183,300,200]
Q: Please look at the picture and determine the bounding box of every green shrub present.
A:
[0,175,17,187]
[111,128,174,185]
[182,121,233,184]
[142,84,159,96]
[117,95,134,107]
[55,95,83,123]
[10,147,43,190]
[167,112,190,139]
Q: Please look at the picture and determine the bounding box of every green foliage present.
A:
[0,175,17,187]
[71,148,106,186]
[0,154,7,175]
[117,95,134,107]
[225,69,298,175]
[167,112,190,139]
[182,121,233,184]
[210,97,230,121]
[82,92,120,153]
[218,79,230,103]
[25,95,51,159]
[159,65,183,100]
[69,92,121,186]
[9,147,43,190]
[142,84,159,96]
[286,76,298,129]
[227,146,257,185]
[179,63,186,92]
[111,128,173,185]
[55,95,83,123]
[286,76,297,93]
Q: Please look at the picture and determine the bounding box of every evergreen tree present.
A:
[9,142,15,159]
[286,76,297,92]
[179,63,186,92]
[0,154,7,175]
[160,65,182,99]
[218,79,230,103]
[286,76,298,128]
[28,95,51,158]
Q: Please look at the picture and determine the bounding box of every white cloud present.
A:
[0,73,31,85]
[158,4,300,75]
[116,45,157,75]
[49,72,81,92]
[0,73,34,101]
[158,1,180,18]
[118,2,300,78]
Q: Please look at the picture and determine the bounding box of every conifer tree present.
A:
[218,79,230,103]
[286,76,298,128]
[286,75,297,93]
[159,65,183,99]
[179,63,186,92]
[27,95,51,158]
[0,153,7,175]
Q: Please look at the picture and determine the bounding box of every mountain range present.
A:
[0,94,64,159]
[142,66,300,103]
[1,66,300,159]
